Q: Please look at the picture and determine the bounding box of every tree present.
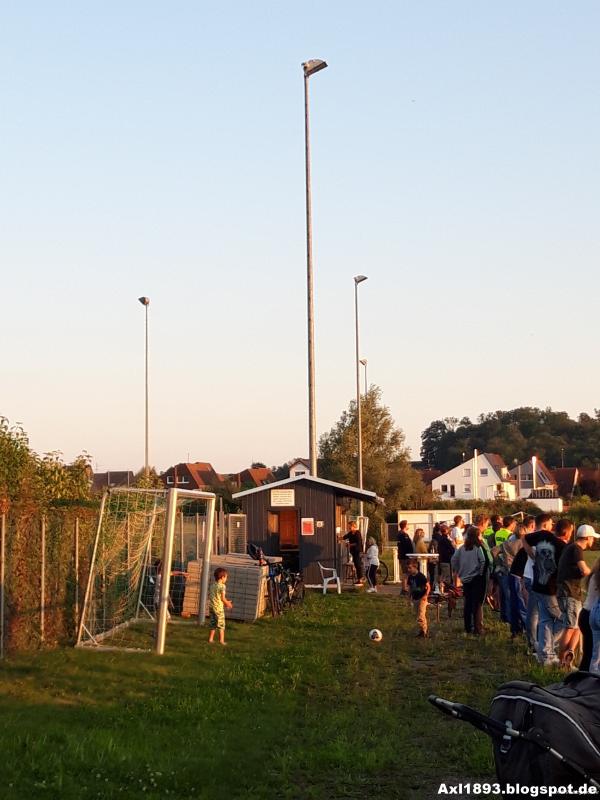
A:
[319,386,425,522]
[251,462,266,469]
[0,417,36,510]
[421,406,600,472]
[0,416,92,510]
[36,451,92,504]
[133,467,164,489]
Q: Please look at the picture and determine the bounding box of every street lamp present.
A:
[354,275,368,515]
[138,296,150,477]
[302,58,328,476]
[359,358,368,396]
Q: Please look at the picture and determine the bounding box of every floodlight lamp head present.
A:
[138,297,150,306]
[302,59,328,77]
[354,275,368,285]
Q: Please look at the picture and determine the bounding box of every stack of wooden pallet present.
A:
[181,554,270,622]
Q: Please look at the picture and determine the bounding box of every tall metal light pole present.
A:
[302,58,328,476]
[138,296,150,477]
[359,358,368,395]
[354,275,368,515]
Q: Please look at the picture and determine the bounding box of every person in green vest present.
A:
[484,515,502,547]
[493,517,517,623]
[494,516,517,546]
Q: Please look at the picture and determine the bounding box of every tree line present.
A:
[420,407,600,472]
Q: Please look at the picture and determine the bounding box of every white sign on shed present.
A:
[270,489,296,507]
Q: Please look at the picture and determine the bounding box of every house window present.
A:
[480,468,488,476]
[464,484,471,494]
[441,484,448,493]
[176,476,189,484]
[463,468,471,477]
[166,476,173,484]
[295,470,306,476]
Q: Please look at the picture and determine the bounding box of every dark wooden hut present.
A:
[232,475,382,585]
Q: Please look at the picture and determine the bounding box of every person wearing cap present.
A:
[556,523,599,667]
[523,514,571,667]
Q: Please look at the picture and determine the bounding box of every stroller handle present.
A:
[428,695,600,791]
[428,695,517,739]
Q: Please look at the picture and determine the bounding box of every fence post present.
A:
[1,514,5,659]
[74,517,80,625]
[40,515,46,644]
[195,513,200,561]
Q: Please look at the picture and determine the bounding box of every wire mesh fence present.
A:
[0,498,222,657]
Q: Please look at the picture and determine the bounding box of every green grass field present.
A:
[0,591,561,800]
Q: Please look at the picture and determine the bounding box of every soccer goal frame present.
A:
[76,487,216,655]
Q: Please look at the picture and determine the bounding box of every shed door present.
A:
[279,510,298,548]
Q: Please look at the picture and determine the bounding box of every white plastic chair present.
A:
[318,562,341,595]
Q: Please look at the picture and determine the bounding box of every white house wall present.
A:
[432,454,516,501]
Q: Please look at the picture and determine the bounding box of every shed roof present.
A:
[232,474,384,504]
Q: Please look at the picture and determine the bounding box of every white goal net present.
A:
[76,487,216,654]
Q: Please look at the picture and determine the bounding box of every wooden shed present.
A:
[232,475,382,586]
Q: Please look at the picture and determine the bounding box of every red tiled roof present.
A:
[420,468,442,485]
[240,467,275,487]
[552,467,578,497]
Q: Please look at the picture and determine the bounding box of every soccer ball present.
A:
[369,628,383,642]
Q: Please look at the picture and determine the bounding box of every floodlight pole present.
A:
[138,297,150,477]
[354,276,368,517]
[303,59,327,477]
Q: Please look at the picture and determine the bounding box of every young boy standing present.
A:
[208,567,233,645]
[406,560,430,638]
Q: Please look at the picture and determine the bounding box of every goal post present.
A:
[155,488,216,655]
[76,487,216,654]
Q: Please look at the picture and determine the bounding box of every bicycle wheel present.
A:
[376,560,389,585]
[267,578,280,616]
[279,581,292,610]
[291,579,305,604]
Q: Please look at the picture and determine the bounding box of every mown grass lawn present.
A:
[0,591,561,800]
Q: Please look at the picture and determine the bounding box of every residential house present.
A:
[288,458,310,478]
[432,453,517,501]
[552,467,579,499]
[508,458,557,499]
[92,470,135,493]
[577,468,600,501]
[235,467,275,489]
[161,462,223,491]
[410,462,442,486]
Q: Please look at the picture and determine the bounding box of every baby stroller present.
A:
[429,671,600,793]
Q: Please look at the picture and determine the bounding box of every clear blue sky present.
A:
[2,2,599,474]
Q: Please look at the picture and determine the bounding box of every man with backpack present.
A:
[524,515,572,667]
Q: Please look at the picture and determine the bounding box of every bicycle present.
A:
[277,567,305,609]
[376,560,389,585]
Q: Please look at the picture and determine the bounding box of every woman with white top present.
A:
[365,536,380,593]
[580,559,600,671]
[450,515,465,549]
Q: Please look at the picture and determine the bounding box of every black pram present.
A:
[430,671,600,793]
